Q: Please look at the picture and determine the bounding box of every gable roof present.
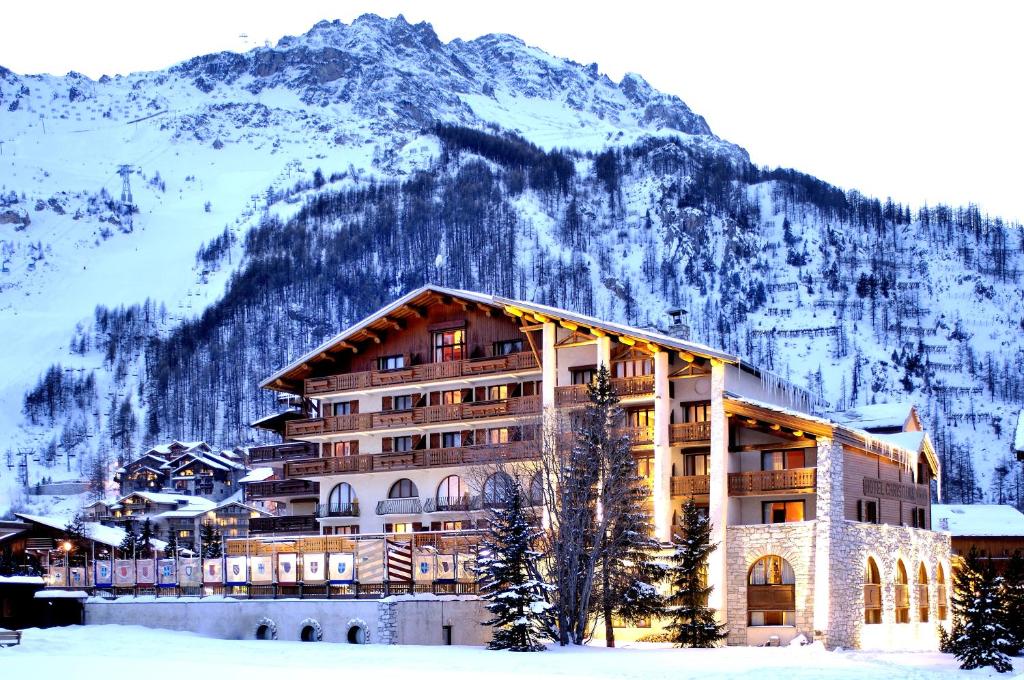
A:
[830,402,918,432]
[13,513,168,550]
[262,284,741,391]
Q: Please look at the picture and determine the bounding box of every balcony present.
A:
[285,441,539,478]
[249,515,318,535]
[423,496,474,513]
[376,498,423,515]
[249,441,318,464]
[285,394,541,438]
[555,375,655,406]
[316,502,360,518]
[671,475,710,496]
[727,468,817,496]
[671,421,711,442]
[246,479,319,500]
[304,351,539,396]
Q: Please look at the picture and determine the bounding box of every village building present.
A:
[932,504,1024,573]
[245,285,951,650]
[113,441,248,502]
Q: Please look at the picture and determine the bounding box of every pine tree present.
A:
[1000,550,1024,656]
[118,519,139,558]
[139,518,155,557]
[200,522,223,558]
[163,529,179,558]
[664,498,728,647]
[949,548,1014,673]
[478,482,553,651]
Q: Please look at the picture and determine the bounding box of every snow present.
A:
[1015,410,1024,453]
[238,467,273,484]
[121,491,214,507]
[873,432,927,455]
[32,589,88,599]
[0,575,45,584]
[0,625,981,679]
[932,504,1024,537]
[14,512,168,550]
[830,403,915,432]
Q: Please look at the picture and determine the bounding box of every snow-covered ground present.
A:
[0,625,1005,678]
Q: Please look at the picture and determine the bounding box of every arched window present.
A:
[482,472,516,508]
[529,471,544,507]
[389,479,418,499]
[747,555,795,626]
[864,557,882,624]
[936,564,948,620]
[895,560,910,623]
[436,475,467,510]
[917,563,930,623]
[327,483,357,516]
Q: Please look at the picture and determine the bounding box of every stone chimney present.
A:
[665,308,690,341]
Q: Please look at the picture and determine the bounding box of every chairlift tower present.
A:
[118,164,134,205]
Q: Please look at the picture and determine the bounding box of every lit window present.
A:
[486,428,510,445]
[747,555,796,626]
[485,384,508,401]
[433,329,465,363]
[681,401,711,423]
[684,452,709,477]
[441,389,464,405]
[762,501,805,524]
[762,450,805,471]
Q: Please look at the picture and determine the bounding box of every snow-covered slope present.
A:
[0,14,1021,517]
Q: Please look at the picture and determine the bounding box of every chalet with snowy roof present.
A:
[245,285,951,650]
[113,450,169,494]
[933,504,1024,573]
[157,499,269,543]
[164,447,246,501]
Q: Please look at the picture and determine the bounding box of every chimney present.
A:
[665,308,690,341]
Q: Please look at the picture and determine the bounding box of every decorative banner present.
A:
[328,552,355,584]
[69,567,87,587]
[386,541,413,582]
[157,559,177,587]
[95,560,113,587]
[225,556,247,585]
[277,553,297,584]
[114,559,136,587]
[203,558,223,584]
[49,566,67,587]
[456,552,476,582]
[136,559,156,584]
[435,554,456,581]
[414,551,435,582]
[302,553,326,583]
[250,555,273,584]
[357,540,384,583]
[178,558,201,587]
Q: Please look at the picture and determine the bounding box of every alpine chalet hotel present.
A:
[255,285,951,649]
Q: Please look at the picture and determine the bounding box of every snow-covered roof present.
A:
[1014,410,1024,453]
[250,410,302,428]
[34,590,88,599]
[238,467,274,484]
[0,575,45,585]
[12,513,168,550]
[830,402,916,432]
[117,491,214,507]
[0,528,27,542]
[932,504,1024,537]
[261,284,741,389]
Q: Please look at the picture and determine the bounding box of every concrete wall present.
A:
[84,596,491,646]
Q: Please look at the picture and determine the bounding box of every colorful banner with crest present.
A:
[49,566,67,587]
[328,552,355,584]
[250,555,273,584]
[203,558,222,584]
[136,559,156,584]
[157,559,176,587]
[114,559,135,586]
[178,558,201,586]
[277,553,297,584]
[94,560,113,587]
[225,556,247,585]
[435,553,456,581]
[302,552,325,583]
[413,551,435,582]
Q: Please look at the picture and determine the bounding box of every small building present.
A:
[932,504,1024,573]
[157,499,270,544]
[113,441,249,501]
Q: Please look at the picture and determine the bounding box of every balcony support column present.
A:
[707,359,728,623]
[813,435,846,646]
[542,322,557,411]
[652,350,672,542]
[596,335,611,372]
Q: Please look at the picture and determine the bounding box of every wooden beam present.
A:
[362,329,383,344]
[504,306,525,317]
[645,342,660,353]
[475,303,493,317]
[520,320,541,365]
[315,352,336,363]
[558,320,578,331]
[404,305,426,319]
[588,327,607,337]
[678,351,695,363]
[617,336,636,346]
[338,341,359,354]
[531,312,550,323]
[381,317,404,331]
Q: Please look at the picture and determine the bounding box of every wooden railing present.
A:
[554,375,656,406]
[285,441,540,478]
[614,426,653,445]
[248,442,319,463]
[285,394,541,438]
[727,467,817,496]
[376,498,423,515]
[671,421,711,442]
[671,475,710,496]
[316,502,360,518]
[249,515,318,535]
[246,479,319,499]
[304,352,539,396]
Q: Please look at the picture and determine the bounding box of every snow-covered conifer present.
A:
[664,498,727,647]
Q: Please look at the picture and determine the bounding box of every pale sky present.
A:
[2,1,1022,221]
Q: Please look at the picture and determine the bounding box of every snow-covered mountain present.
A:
[0,14,1021,516]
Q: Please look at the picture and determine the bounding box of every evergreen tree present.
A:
[163,528,179,558]
[138,518,155,557]
[199,522,223,558]
[118,519,139,558]
[948,547,1014,673]
[478,482,553,651]
[664,498,728,647]
[1000,550,1024,656]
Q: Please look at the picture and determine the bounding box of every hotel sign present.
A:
[863,478,929,504]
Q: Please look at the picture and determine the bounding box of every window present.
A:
[864,557,882,624]
[895,561,910,624]
[392,395,413,411]
[936,564,948,620]
[433,329,465,363]
[762,501,805,524]
[327,483,357,514]
[332,441,357,457]
[529,472,544,506]
[917,563,930,623]
[681,401,711,423]
[857,499,879,524]
[332,401,353,416]
[486,428,510,445]
[484,384,508,401]
[493,339,523,356]
[393,436,413,452]
[635,455,654,481]
[613,357,652,378]
[627,408,655,429]
[387,523,415,533]
[571,367,597,385]
[377,355,405,371]
[440,521,467,531]
[748,555,796,626]
[436,475,466,504]
[909,507,926,528]
[684,452,709,477]
[761,450,805,471]
[388,479,418,499]
[483,472,516,507]
[441,432,462,448]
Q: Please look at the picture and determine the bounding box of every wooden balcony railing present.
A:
[376,498,423,515]
[285,394,541,438]
[614,426,653,445]
[246,479,319,499]
[555,375,656,406]
[670,421,711,442]
[727,467,817,496]
[304,352,539,396]
[285,441,540,478]
[248,441,319,463]
[316,502,360,518]
[249,515,318,535]
[671,475,710,496]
